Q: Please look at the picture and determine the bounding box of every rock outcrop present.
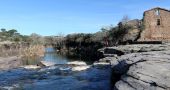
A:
[0,56,21,70]
[99,44,170,90]
[122,19,141,42]
[99,44,170,56]
[108,50,170,90]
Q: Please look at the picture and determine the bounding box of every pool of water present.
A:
[44,48,68,64]
[43,48,82,64]
[22,47,82,65]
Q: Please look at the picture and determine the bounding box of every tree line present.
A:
[52,18,134,61]
[0,16,135,61]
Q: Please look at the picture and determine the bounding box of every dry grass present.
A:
[0,44,20,57]
[20,45,45,58]
[0,44,45,59]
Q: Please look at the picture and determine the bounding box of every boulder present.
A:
[123,28,140,42]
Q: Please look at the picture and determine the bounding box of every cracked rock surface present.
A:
[110,51,170,90]
[99,44,170,55]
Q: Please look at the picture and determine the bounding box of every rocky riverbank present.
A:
[1,44,170,90]
[0,56,21,70]
[99,44,170,90]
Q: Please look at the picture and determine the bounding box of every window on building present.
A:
[155,9,160,16]
[157,19,161,25]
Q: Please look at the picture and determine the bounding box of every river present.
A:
[22,47,85,65]
[0,47,111,90]
[44,47,81,64]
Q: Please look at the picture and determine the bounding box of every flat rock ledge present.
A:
[105,50,170,90]
[99,44,170,57]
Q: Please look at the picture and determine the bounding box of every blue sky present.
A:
[0,0,169,36]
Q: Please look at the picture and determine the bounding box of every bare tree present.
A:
[121,15,130,24]
[30,33,44,45]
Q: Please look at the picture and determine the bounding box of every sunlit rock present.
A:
[93,62,110,66]
[39,66,59,72]
[67,61,87,66]
[0,56,21,70]
[112,51,170,90]
[40,61,56,67]
[22,65,41,69]
[101,44,170,56]
[72,66,90,71]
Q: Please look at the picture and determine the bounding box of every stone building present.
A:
[139,7,170,42]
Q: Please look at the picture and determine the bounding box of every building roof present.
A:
[144,7,170,13]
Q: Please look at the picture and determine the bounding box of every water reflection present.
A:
[44,48,68,64]
[44,48,83,64]
[21,47,86,65]
[21,56,42,65]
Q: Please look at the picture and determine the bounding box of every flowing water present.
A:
[0,47,111,90]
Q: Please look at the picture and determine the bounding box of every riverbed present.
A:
[0,48,111,90]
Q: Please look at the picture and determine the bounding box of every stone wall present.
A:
[139,7,170,42]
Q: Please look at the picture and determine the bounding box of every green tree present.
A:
[1,28,6,32]
[8,29,17,36]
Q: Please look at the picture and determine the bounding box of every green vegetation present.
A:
[0,29,45,58]
[54,20,133,61]
[0,28,31,42]
[64,33,103,61]
[0,16,133,61]
[64,21,132,47]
